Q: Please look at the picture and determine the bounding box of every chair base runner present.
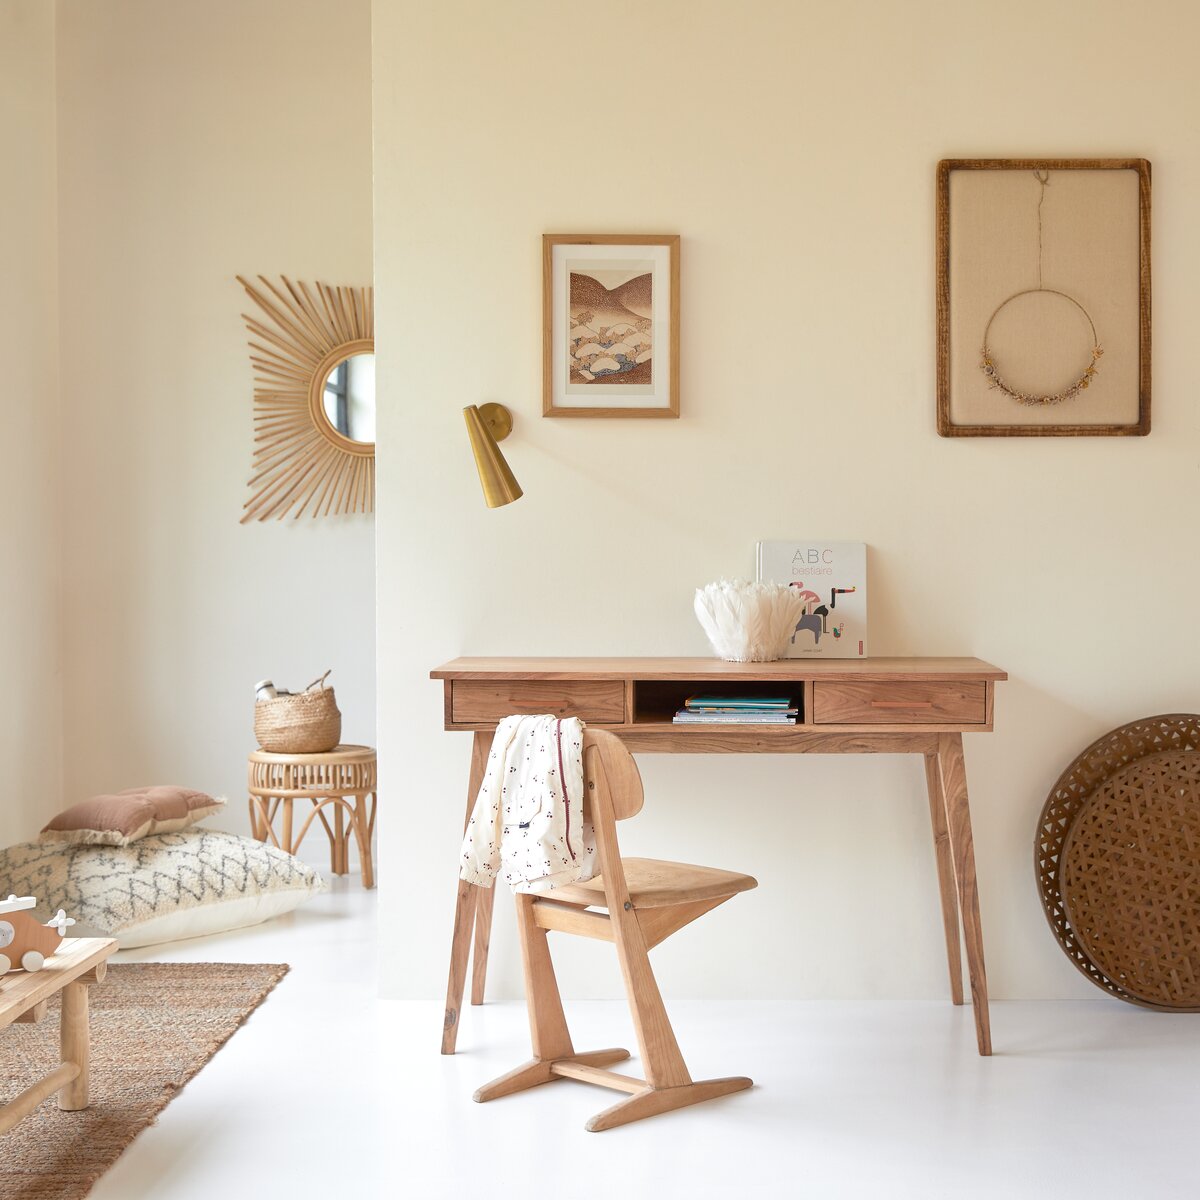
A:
[475,1049,752,1132]
[473,1048,631,1103]
[586,1075,754,1133]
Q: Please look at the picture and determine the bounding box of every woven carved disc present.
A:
[1035,714,1200,1007]
[1060,752,1200,1010]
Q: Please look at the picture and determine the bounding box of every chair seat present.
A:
[549,857,757,910]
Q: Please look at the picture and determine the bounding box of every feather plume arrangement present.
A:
[693,579,808,662]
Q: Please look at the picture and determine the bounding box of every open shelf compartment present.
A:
[631,679,804,726]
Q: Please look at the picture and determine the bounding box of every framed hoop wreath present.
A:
[936,158,1151,438]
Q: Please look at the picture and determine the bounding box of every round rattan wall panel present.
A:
[1060,752,1200,1010]
[1035,714,1200,1007]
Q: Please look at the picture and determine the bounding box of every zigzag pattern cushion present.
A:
[0,829,325,948]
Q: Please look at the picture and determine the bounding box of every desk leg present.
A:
[936,733,991,1056]
[923,753,964,1006]
[442,731,489,1054]
[472,881,496,1006]
[59,982,90,1111]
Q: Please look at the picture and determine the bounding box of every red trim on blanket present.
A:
[556,718,575,861]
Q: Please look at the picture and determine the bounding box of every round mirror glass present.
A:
[320,352,375,444]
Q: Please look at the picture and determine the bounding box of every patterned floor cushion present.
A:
[0,828,326,948]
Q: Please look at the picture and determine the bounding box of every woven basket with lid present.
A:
[254,671,342,754]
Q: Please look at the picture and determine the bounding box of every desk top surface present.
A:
[431,656,1007,682]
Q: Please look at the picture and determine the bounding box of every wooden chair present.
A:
[473,728,757,1132]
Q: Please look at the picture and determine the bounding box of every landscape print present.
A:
[567,261,653,385]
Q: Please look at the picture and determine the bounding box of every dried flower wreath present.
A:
[980,287,1102,406]
[978,171,1102,406]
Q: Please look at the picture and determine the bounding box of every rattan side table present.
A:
[248,744,376,889]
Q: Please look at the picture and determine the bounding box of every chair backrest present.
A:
[581,729,643,912]
[582,729,644,822]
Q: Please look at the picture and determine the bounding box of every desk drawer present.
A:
[813,680,986,725]
[450,679,626,725]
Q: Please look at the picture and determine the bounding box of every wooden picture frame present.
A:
[936,159,1151,437]
[543,234,679,418]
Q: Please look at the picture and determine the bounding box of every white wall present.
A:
[373,0,1200,1002]
[54,0,375,838]
[0,0,62,846]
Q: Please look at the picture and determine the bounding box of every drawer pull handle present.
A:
[870,700,934,709]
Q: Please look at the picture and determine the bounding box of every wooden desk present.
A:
[431,656,1006,1056]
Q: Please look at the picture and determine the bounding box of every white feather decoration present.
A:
[693,579,808,662]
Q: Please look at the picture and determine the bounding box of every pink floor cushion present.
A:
[40,786,225,847]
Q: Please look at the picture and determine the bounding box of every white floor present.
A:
[86,882,1200,1200]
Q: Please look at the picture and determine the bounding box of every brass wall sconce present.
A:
[464,403,522,508]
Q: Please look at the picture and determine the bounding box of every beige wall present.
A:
[54,0,375,832]
[0,0,62,845]
[373,0,1200,1001]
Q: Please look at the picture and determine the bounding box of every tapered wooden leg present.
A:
[441,731,490,1054]
[610,897,691,1089]
[59,982,90,1111]
[924,752,964,1005]
[282,798,294,855]
[514,892,575,1059]
[442,881,478,1054]
[936,733,992,1056]
[247,797,260,840]
[471,882,495,1005]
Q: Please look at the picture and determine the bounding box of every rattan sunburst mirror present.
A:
[237,275,374,522]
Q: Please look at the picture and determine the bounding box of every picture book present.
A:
[673,693,800,724]
[672,711,796,724]
[755,541,868,659]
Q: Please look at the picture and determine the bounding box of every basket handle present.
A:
[304,669,333,693]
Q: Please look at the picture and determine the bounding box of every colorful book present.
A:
[686,700,796,710]
[685,695,795,710]
[673,711,797,724]
[755,540,868,659]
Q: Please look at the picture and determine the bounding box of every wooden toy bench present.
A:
[0,937,118,1133]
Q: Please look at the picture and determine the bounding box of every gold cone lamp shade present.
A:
[464,403,522,508]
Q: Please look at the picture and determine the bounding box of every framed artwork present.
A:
[936,159,1151,437]
[543,234,679,418]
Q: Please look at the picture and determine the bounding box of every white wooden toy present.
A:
[0,896,76,974]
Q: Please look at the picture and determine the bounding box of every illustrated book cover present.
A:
[755,541,868,659]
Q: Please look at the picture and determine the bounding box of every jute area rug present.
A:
[0,962,289,1200]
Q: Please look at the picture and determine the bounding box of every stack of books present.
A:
[672,695,798,725]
